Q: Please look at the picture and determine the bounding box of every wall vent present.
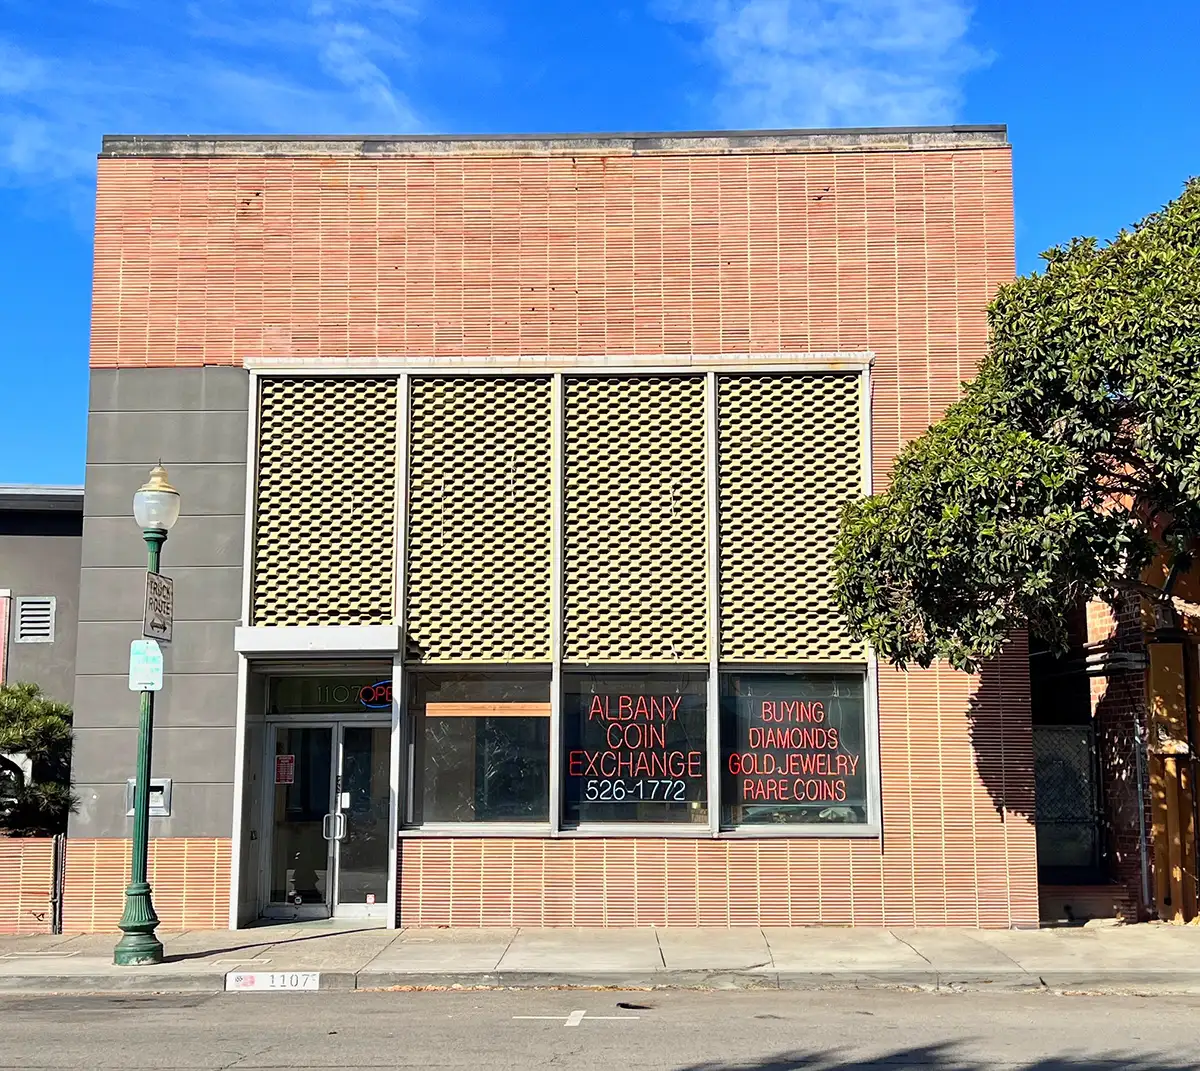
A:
[14,597,55,643]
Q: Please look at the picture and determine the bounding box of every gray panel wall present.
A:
[70,367,249,838]
[0,522,82,703]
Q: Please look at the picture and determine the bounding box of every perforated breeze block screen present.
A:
[564,376,708,663]
[719,373,865,662]
[253,377,398,626]
[406,377,552,662]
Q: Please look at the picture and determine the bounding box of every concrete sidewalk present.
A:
[4,921,1200,995]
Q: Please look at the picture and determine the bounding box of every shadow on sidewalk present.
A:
[163,927,380,963]
[677,1044,1194,1070]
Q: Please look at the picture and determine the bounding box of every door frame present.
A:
[259,715,393,921]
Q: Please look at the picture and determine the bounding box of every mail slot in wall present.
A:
[125,777,173,817]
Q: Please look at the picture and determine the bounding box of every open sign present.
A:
[357,681,392,709]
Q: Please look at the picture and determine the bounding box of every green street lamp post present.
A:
[114,464,181,967]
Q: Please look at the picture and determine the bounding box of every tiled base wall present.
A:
[400,654,1040,930]
[399,834,1038,929]
[62,837,231,933]
[0,838,55,935]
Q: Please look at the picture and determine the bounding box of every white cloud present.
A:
[655,0,988,128]
[0,0,422,217]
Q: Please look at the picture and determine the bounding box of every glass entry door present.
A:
[265,723,391,920]
[333,725,391,917]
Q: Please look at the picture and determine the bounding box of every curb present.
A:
[0,973,229,994]
[5,968,1200,996]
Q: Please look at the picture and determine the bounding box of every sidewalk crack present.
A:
[496,927,518,971]
[985,940,1030,973]
[359,928,404,973]
[761,928,776,970]
[888,930,933,966]
[220,1042,276,1069]
[654,928,666,969]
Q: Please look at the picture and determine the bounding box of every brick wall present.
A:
[92,145,1012,398]
[400,644,1036,929]
[0,838,55,935]
[61,837,231,933]
[92,134,1033,928]
[1087,596,1153,918]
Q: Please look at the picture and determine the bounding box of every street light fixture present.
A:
[114,464,180,967]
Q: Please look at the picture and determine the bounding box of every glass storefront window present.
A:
[720,672,868,828]
[409,672,550,823]
[562,671,708,826]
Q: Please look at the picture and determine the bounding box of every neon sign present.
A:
[312,679,393,710]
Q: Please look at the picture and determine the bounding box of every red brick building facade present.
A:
[60,127,1038,931]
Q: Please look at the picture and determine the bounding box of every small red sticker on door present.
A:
[275,755,295,784]
[366,894,376,905]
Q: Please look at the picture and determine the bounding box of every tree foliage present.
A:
[0,681,77,836]
[835,178,1200,672]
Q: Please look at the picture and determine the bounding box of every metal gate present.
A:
[1033,725,1103,877]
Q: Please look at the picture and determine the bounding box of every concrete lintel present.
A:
[234,625,400,656]
[243,351,875,376]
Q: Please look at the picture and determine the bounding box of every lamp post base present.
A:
[114,882,164,966]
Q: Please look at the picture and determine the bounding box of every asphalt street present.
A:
[2,989,1198,1070]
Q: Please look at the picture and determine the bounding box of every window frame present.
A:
[559,664,713,832]
[397,659,880,839]
[402,666,554,830]
[393,362,881,840]
[715,661,881,839]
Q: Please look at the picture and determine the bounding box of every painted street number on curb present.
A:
[225,971,320,992]
[513,1011,640,1027]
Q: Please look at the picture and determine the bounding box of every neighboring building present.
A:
[67,125,1039,932]
[0,485,84,702]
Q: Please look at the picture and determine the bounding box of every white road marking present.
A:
[513,1011,640,1027]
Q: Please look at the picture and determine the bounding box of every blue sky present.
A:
[1,0,1197,485]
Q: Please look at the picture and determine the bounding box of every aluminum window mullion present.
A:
[705,371,721,836]
[548,372,565,836]
[387,373,410,926]
[860,361,883,839]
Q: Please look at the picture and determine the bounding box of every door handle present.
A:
[321,813,335,840]
[335,812,347,840]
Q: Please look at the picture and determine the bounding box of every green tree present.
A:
[834,178,1200,672]
[0,682,77,836]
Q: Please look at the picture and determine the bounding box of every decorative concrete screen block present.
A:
[253,377,398,626]
[406,377,552,662]
[564,376,708,663]
[719,373,865,662]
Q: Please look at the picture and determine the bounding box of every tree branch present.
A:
[1113,578,1200,621]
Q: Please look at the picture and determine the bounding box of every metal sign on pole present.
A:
[143,573,173,644]
[128,640,164,692]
